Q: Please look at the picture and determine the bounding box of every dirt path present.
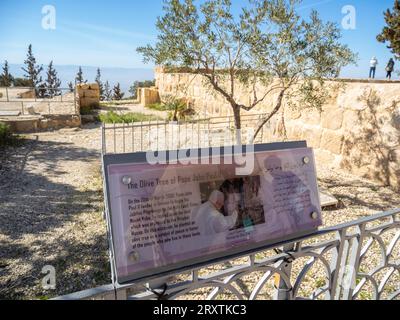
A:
[0,124,109,299]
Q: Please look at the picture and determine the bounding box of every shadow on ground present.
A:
[0,136,110,299]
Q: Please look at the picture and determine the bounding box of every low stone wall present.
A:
[2,115,81,133]
[155,67,400,190]
[17,89,36,99]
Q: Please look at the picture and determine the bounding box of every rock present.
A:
[321,108,344,130]
[301,126,322,149]
[320,129,344,155]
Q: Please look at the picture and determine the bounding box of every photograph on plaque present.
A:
[105,147,322,283]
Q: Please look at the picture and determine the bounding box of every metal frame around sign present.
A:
[102,140,322,285]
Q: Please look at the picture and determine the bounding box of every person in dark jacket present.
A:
[386,58,395,80]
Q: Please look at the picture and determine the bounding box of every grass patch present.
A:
[146,102,171,112]
[100,100,136,107]
[99,111,162,124]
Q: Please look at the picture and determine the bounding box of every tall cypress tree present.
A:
[113,83,124,100]
[0,60,14,87]
[21,44,43,88]
[104,81,112,101]
[95,68,105,100]
[68,82,74,93]
[45,61,62,98]
[75,66,86,84]
[377,0,400,59]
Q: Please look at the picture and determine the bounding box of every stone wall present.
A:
[155,67,400,190]
[137,87,160,106]
[77,83,100,109]
[3,115,81,133]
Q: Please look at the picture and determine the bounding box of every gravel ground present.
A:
[0,124,399,300]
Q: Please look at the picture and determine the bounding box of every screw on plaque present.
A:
[303,156,310,165]
[122,176,132,185]
[311,212,319,220]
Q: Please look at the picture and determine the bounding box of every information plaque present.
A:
[103,142,322,284]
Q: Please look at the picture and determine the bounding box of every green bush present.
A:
[0,92,3,98]
[0,122,15,146]
[99,111,162,124]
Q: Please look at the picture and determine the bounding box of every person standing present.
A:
[386,58,395,80]
[369,56,378,79]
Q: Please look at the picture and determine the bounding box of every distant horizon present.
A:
[6,63,155,94]
[1,0,399,80]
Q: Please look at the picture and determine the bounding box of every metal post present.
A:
[156,121,159,151]
[122,123,126,153]
[330,229,348,300]
[131,121,135,153]
[274,243,295,300]
[164,122,167,150]
[6,87,9,102]
[341,224,365,300]
[148,120,151,151]
[113,123,116,154]
[140,121,143,152]
[197,119,200,148]
[101,124,106,155]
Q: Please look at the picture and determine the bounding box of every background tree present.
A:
[68,82,74,93]
[377,0,400,59]
[138,0,356,142]
[45,61,62,98]
[113,83,124,100]
[13,78,32,87]
[22,44,43,89]
[75,66,87,84]
[95,68,105,100]
[104,81,112,101]
[129,80,156,99]
[0,61,14,87]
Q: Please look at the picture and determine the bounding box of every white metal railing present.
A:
[0,86,78,115]
[54,209,400,300]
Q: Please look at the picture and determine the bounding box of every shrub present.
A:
[0,122,15,146]
[99,111,162,124]
[0,92,3,98]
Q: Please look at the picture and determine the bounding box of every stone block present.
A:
[300,108,321,126]
[320,129,344,155]
[301,126,322,149]
[321,108,344,130]
[342,109,361,130]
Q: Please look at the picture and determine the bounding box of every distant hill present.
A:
[8,64,154,95]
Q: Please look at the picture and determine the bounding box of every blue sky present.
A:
[0,0,398,78]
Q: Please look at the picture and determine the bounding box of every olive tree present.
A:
[138,0,356,142]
